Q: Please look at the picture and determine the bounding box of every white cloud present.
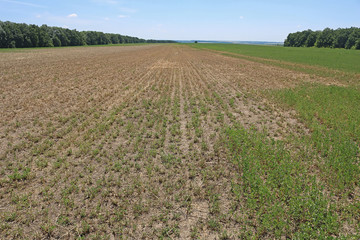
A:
[118,15,128,18]
[104,17,110,21]
[35,14,41,18]
[67,13,78,18]
[239,16,244,19]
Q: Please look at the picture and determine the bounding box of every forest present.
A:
[284,27,360,49]
[0,21,175,48]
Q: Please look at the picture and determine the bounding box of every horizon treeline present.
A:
[0,21,175,48]
[284,27,360,49]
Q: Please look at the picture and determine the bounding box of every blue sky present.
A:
[0,0,359,41]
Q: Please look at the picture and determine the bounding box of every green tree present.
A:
[315,28,334,48]
[110,34,119,44]
[0,21,6,48]
[52,36,61,47]
[38,25,53,47]
[29,24,39,47]
[285,27,360,50]
[284,33,295,47]
[305,31,318,47]
[355,39,360,50]
[19,23,32,47]
[0,20,174,48]
[345,28,360,49]
[2,22,15,47]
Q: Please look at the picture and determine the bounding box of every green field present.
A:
[209,44,360,237]
[188,43,360,74]
[223,84,360,238]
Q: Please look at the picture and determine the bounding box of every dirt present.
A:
[0,45,334,239]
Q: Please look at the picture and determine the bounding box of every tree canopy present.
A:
[284,27,360,50]
[0,21,175,48]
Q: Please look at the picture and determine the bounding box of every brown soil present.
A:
[0,45,333,239]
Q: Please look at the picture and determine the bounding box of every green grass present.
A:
[225,125,340,238]
[224,84,360,238]
[188,43,360,74]
[271,84,360,193]
[273,85,360,142]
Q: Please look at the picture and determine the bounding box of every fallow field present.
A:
[0,44,359,239]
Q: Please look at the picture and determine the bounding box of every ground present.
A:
[0,44,358,239]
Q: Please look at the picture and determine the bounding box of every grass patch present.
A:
[225,124,339,238]
[271,84,360,193]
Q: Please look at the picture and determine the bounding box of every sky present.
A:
[0,0,359,41]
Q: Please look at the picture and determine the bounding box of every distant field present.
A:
[188,43,360,74]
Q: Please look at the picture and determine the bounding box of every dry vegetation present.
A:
[0,45,357,239]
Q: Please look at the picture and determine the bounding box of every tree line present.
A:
[0,21,175,48]
[284,27,360,49]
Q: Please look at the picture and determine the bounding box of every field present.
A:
[0,44,359,239]
[188,43,360,73]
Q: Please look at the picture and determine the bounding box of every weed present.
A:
[57,215,71,226]
[40,222,56,236]
[8,167,30,181]
[161,153,181,168]
[208,219,221,231]
[3,212,17,222]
